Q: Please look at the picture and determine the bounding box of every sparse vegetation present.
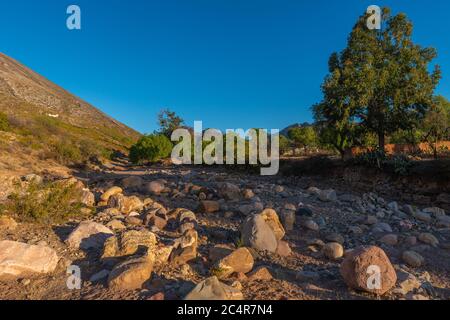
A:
[129,134,173,164]
[0,112,9,131]
[1,181,91,224]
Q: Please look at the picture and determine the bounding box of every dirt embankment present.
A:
[280,158,450,211]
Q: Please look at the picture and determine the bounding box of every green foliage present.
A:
[279,135,290,155]
[390,129,424,146]
[314,7,441,152]
[422,95,450,158]
[130,134,173,164]
[0,112,10,131]
[2,181,90,224]
[288,126,317,149]
[354,150,412,175]
[158,109,184,138]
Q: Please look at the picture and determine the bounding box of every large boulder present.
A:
[213,247,254,279]
[0,241,59,277]
[66,221,114,250]
[102,230,157,258]
[185,276,243,300]
[340,246,397,296]
[107,252,154,290]
[241,214,278,253]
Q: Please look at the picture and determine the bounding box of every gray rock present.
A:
[241,214,278,253]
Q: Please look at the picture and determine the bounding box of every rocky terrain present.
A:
[0,159,449,300]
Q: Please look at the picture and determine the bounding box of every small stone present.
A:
[247,266,273,281]
[402,251,425,268]
[106,220,125,231]
[185,276,243,300]
[80,189,95,207]
[170,229,198,265]
[260,209,286,240]
[144,181,165,195]
[108,253,154,290]
[0,216,18,231]
[372,222,392,233]
[100,186,123,202]
[418,233,439,247]
[242,189,255,199]
[217,183,241,201]
[379,234,398,246]
[405,236,417,246]
[348,226,363,235]
[125,216,143,226]
[422,207,446,217]
[365,216,378,225]
[213,247,254,279]
[276,240,292,257]
[121,176,143,190]
[322,242,344,260]
[414,211,432,223]
[318,189,337,202]
[301,219,319,231]
[148,292,165,300]
[280,210,296,231]
[436,215,450,228]
[199,200,220,213]
[102,230,157,258]
[394,270,421,295]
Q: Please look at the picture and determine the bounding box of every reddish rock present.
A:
[340,246,397,296]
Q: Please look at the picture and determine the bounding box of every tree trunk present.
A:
[378,131,385,153]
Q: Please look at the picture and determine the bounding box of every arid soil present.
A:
[0,159,449,300]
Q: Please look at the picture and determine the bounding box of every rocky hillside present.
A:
[0,52,141,163]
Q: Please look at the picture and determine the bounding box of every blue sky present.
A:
[1,0,449,134]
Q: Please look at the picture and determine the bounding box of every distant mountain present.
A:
[280,122,312,137]
[0,52,140,155]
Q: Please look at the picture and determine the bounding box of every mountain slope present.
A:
[0,52,141,162]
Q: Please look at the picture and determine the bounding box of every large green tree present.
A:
[314,7,441,153]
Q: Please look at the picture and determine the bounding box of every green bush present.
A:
[353,151,413,175]
[2,181,90,224]
[129,134,173,164]
[0,112,10,131]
